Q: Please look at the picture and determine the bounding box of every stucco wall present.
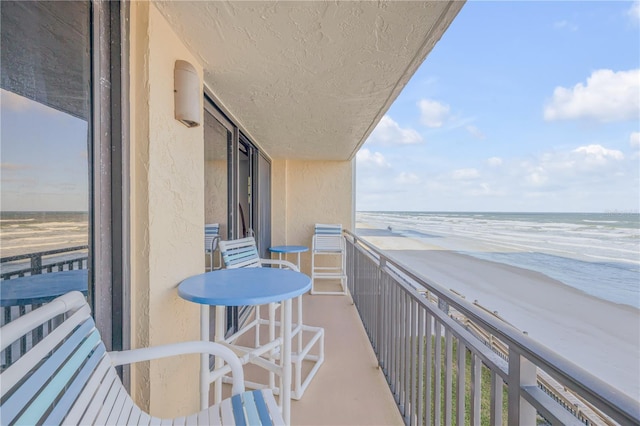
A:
[271,159,354,275]
[130,2,203,417]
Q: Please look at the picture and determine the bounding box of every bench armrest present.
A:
[259,259,299,272]
[108,341,244,395]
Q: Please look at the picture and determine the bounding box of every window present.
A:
[0,1,128,360]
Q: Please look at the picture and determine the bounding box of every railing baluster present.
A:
[471,353,482,426]
[403,292,410,419]
[417,305,425,426]
[456,340,466,426]
[445,329,453,425]
[425,311,433,425]
[434,320,442,425]
[410,299,417,426]
[508,349,537,425]
[392,281,399,400]
[491,370,504,426]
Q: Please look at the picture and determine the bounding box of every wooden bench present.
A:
[0,291,284,425]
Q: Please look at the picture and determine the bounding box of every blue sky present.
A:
[357,0,640,212]
[1,91,88,211]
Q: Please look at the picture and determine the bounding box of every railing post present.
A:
[30,254,42,275]
[508,349,537,425]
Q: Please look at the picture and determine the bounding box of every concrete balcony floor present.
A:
[229,292,403,425]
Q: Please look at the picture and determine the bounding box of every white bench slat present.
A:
[139,411,153,425]
[78,366,119,424]
[92,373,125,425]
[220,397,235,425]
[1,304,91,395]
[173,415,185,425]
[207,405,222,426]
[64,355,112,424]
[184,411,199,426]
[128,406,143,425]
[115,388,137,425]
[161,417,174,426]
[105,388,129,425]
[195,410,208,425]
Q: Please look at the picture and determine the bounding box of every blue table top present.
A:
[1,270,88,307]
[178,268,311,306]
[269,245,309,254]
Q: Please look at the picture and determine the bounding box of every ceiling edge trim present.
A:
[346,0,467,161]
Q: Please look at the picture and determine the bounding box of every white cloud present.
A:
[573,144,624,164]
[466,125,486,140]
[451,168,480,180]
[487,157,503,167]
[357,141,637,212]
[366,115,422,146]
[356,149,390,168]
[418,99,450,128]
[525,167,548,187]
[544,69,640,122]
[628,1,640,24]
[395,172,420,185]
[630,132,640,148]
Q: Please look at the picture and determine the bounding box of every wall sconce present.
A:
[174,60,200,128]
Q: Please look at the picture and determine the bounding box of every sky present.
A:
[1,90,89,212]
[356,0,640,213]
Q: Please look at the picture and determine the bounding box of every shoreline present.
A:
[357,223,640,400]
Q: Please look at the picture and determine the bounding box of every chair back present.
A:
[219,237,261,269]
[313,223,344,252]
[0,291,118,425]
[205,223,220,252]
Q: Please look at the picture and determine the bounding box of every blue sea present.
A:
[357,211,640,309]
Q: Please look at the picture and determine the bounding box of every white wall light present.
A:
[174,60,200,128]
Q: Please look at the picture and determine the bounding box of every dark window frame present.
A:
[90,0,130,383]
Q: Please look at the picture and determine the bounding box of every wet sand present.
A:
[358,225,640,400]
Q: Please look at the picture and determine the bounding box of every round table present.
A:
[269,245,309,270]
[0,270,88,307]
[178,268,311,424]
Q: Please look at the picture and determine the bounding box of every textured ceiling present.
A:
[155,1,464,160]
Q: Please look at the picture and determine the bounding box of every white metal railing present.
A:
[344,230,639,426]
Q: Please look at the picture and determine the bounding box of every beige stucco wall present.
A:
[271,159,354,275]
[130,2,203,417]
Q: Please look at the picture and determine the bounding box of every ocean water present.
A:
[357,211,640,309]
[0,211,88,259]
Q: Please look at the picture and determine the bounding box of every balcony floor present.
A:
[230,292,403,425]
[291,293,402,425]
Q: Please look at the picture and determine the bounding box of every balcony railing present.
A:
[344,230,639,426]
[0,245,89,280]
[0,246,89,368]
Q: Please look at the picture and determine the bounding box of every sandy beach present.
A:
[357,224,640,401]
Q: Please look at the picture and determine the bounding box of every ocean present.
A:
[357,211,640,309]
[0,212,89,273]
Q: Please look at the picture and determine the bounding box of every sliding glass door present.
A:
[203,96,272,335]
